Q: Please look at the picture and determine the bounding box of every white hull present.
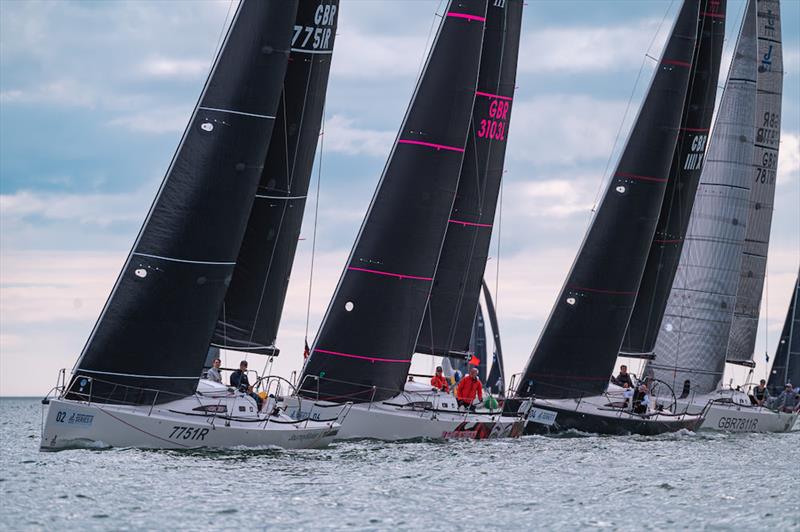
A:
[41,380,340,451]
[283,382,526,441]
[677,390,799,433]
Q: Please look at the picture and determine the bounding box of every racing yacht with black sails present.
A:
[286,0,527,440]
[41,0,342,451]
[511,0,721,435]
[768,270,800,396]
[646,0,796,432]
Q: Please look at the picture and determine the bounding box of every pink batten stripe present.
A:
[397,139,464,152]
[568,285,636,296]
[314,348,412,364]
[348,266,433,281]
[449,219,492,228]
[447,12,486,22]
[615,172,668,183]
[476,91,513,102]
[654,238,683,244]
[680,127,710,132]
[701,11,725,19]
[662,59,691,68]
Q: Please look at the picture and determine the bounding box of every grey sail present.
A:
[650,0,758,396]
[726,0,783,365]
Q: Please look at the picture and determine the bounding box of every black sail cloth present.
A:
[300,1,488,403]
[416,0,522,358]
[482,280,505,394]
[768,271,800,394]
[517,0,700,400]
[68,1,297,405]
[620,0,726,358]
[212,0,339,356]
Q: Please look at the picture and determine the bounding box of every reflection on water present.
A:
[1,398,797,530]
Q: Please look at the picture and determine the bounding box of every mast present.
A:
[726,0,783,365]
[620,0,726,359]
[299,0,489,403]
[415,0,523,358]
[482,279,505,394]
[767,270,800,394]
[211,0,339,356]
[650,0,759,395]
[516,0,700,400]
[67,1,298,405]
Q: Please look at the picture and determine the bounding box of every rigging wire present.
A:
[304,109,326,345]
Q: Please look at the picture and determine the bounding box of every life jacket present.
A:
[431,374,449,392]
[456,376,483,403]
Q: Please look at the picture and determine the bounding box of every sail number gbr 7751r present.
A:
[292,3,337,52]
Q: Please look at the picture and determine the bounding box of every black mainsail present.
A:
[211,0,339,356]
[300,0,488,403]
[415,0,522,358]
[620,0,726,359]
[68,1,297,404]
[768,270,800,394]
[517,0,700,399]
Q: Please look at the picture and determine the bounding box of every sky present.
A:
[1,0,798,397]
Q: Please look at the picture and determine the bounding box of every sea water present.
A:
[1,398,797,530]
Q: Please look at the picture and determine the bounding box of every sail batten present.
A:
[300,0,489,403]
[68,0,298,404]
[517,0,701,399]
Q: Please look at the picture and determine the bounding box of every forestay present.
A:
[67,1,297,404]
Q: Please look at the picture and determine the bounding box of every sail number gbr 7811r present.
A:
[292,4,337,52]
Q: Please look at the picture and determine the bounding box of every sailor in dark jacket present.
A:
[230,360,262,410]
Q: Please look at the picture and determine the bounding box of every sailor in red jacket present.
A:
[430,366,450,392]
[456,366,483,409]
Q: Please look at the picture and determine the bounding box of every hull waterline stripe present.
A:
[133,252,236,266]
[567,285,636,296]
[290,47,333,55]
[198,106,275,120]
[662,59,692,68]
[79,369,199,379]
[314,348,412,364]
[447,12,486,22]
[615,172,668,183]
[347,266,433,281]
[397,139,465,153]
[475,91,513,101]
[448,219,492,228]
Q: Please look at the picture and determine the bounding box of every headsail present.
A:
[768,270,800,394]
[517,1,699,399]
[299,1,488,403]
[415,0,522,358]
[620,0,726,359]
[726,0,783,365]
[212,0,339,356]
[67,1,297,405]
[650,0,759,395]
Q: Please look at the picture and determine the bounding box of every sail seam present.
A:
[397,139,465,152]
[314,348,412,364]
[79,369,199,379]
[255,194,308,200]
[133,252,236,266]
[447,12,486,22]
[198,106,276,120]
[475,90,512,101]
[290,47,333,54]
[448,219,492,228]
[347,266,433,281]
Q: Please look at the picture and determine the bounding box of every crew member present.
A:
[206,357,222,383]
[456,366,483,410]
[431,366,449,392]
[230,360,262,410]
[611,365,633,388]
[775,383,797,413]
[751,379,769,406]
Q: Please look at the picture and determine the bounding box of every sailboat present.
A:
[768,271,800,397]
[647,0,797,433]
[483,281,506,395]
[283,0,528,440]
[510,0,721,436]
[40,0,342,451]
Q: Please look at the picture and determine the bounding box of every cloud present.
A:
[108,105,193,134]
[0,79,97,108]
[778,132,800,185]
[1,189,151,226]
[323,114,395,157]
[518,19,667,74]
[138,57,210,79]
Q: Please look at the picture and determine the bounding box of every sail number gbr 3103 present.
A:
[477,99,511,141]
[292,4,337,52]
